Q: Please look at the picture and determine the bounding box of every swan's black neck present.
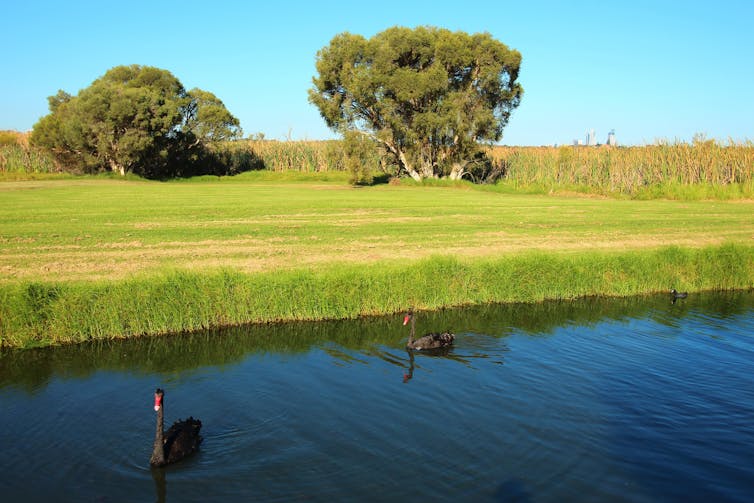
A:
[407,314,415,346]
[150,399,166,466]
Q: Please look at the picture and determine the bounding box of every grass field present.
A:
[1,174,753,347]
[2,174,753,283]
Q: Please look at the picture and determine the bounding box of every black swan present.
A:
[150,388,202,467]
[403,308,454,350]
[670,289,688,299]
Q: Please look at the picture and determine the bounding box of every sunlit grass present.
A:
[1,245,752,348]
[2,177,753,284]
[1,176,753,348]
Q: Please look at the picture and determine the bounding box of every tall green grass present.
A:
[2,243,752,349]
[4,291,750,389]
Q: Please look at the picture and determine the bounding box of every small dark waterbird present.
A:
[150,388,202,467]
[670,289,688,305]
[403,308,454,351]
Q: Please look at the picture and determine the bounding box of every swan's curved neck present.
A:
[408,315,415,345]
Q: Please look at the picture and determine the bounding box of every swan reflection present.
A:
[402,346,454,383]
[150,466,166,503]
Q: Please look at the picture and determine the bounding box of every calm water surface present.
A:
[1,292,753,502]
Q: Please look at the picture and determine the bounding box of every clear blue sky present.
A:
[2,0,752,146]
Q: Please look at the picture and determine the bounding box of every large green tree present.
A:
[183,88,242,145]
[31,65,241,177]
[309,26,523,181]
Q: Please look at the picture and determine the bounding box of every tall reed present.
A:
[243,140,346,172]
[0,144,59,174]
[234,139,754,197]
[488,139,754,196]
[4,128,753,199]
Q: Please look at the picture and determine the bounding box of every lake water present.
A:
[1,292,753,502]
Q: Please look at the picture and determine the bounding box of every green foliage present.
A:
[171,140,264,177]
[30,65,243,179]
[309,26,523,181]
[343,131,378,184]
[1,244,752,349]
[183,88,242,143]
[31,65,186,176]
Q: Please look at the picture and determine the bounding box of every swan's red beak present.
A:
[154,394,162,412]
[403,315,411,326]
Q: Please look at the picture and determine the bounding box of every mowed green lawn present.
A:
[1,176,753,284]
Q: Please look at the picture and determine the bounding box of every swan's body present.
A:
[150,388,202,467]
[670,289,688,299]
[403,309,454,350]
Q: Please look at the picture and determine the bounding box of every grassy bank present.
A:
[1,177,753,348]
[1,244,753,348]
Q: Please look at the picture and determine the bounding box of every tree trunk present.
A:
[449,162,466,180]
[418,156,435,179]
[399,149,422,182]
[108,158,126,176]
[378,137,422,182]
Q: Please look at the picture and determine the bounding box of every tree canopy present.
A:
[31,65,242,178]
[309,26,523,181]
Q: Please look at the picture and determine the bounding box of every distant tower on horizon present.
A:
[607,129,616,146]
[585,129,597,146]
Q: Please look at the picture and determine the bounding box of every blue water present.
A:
[1,292,753,502]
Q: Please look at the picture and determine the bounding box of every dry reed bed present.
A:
[243,139,754,196]
[488,142,754,191]
[3,130,753,198]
